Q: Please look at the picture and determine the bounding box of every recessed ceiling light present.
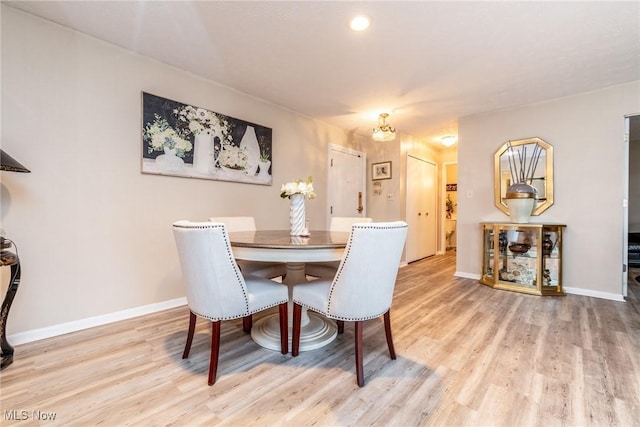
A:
[350,15,370,32]
[441,135,457,147]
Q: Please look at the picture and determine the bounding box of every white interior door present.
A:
[406,155,437,262]
[327,145,366,227]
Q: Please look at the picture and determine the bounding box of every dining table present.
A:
[228,229,350,352]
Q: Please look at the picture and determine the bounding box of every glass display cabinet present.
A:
[480,222,565,296]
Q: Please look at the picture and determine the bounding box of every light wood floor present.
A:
[1,252,639,426]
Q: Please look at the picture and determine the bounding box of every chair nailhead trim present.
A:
[326,223,407,317]
[191,298,288,322]
[294,301,387,322]
[175,222,263,319]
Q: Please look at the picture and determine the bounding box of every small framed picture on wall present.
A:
[372,161,392,180]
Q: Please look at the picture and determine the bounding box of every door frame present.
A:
[623,115,629,298]
[326,144,367,228]
[622,113,640,298]
[441,161,457,255]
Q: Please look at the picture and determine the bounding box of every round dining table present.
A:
[228,230,349,352]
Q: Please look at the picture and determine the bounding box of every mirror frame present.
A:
[494,137,554,216]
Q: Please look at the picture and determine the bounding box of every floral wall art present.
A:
[141,92,273,185]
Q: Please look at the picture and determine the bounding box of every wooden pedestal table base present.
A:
[251,262,337,351]
[229,230,348,352]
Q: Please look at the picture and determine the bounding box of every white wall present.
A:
[365,133,444,224]
[364,138,402,223]
[457,81,640,300]
[0,7,364,338]
[364,134,444,258]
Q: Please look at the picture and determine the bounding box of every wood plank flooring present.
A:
[1,252,639,426]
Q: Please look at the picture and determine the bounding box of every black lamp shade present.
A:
[0,149,30,173]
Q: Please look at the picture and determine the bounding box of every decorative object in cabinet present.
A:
[480,222,565,296]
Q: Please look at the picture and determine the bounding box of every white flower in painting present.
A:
[188,120,205,135]
[196,108,209,121]
[173,104,228,139]
[219,145,248,170]
[144,114,193,157]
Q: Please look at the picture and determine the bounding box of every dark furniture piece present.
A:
[629,233,640,268]
[1,240,21,369]
[0,150,29,370]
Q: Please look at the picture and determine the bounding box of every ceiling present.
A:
[5,1,640,145]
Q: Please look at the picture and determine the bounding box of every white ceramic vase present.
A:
[507,198,535,223]
[289,194,306,236]
[240,125,260,176]
[505,182,536,223]
[193,130,215,174]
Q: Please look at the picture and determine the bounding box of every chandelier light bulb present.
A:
[372,113,396,142]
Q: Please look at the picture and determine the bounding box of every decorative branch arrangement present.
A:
[506,141,543,185]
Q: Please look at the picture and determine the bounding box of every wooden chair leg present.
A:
[279,302,288,354]
[208,321,221,386]
[336,320,344,334]
[242,315,253,333]
[355,320,364,387]
[292,303,302,357]
[183,311,197,359]
[383,310,396,360]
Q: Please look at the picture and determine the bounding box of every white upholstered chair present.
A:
[328,216,373,232]
[210,216,287,279]
[292,221,408,387]
[304,217,372,278]
[173,220,288,386]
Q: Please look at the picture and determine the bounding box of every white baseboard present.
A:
[8,282,625,347]
[453,271,626,302]
[455,271,481,280]
[563,287,625,302]
[8,297,188,346]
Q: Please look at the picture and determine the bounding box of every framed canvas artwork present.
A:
[141,92,273,185]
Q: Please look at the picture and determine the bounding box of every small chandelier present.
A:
[372,113,396,142]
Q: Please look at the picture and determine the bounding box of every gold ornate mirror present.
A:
[494,137,553,216]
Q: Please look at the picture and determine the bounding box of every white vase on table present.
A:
[289,194,306,236]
